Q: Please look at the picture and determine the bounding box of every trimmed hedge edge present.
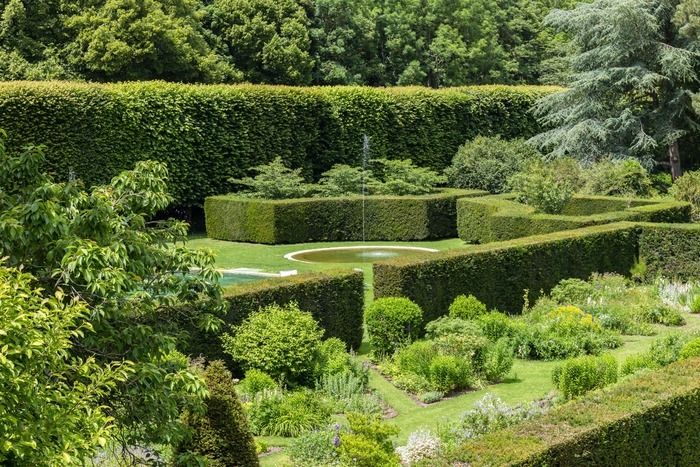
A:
[441,357,700,466]
[458,194,691,243]
[205,189,486,244]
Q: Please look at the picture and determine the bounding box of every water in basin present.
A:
[288,247,436,264]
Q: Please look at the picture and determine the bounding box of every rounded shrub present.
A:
[680,338,700,360]
[222,302,324,385]
[446,136,540,194]
[429,355,473,392]
[552,354,618,400]
[581,159,653,197]
[176,360,259,467]
[476,312,521,341]
[237,369,278,397]
[449,295,488,321]
[425,316,482,339]
[508,160,574,214]
[365,297,424,357]
[396,340,438,378]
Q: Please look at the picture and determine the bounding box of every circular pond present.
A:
[285,246,437,264]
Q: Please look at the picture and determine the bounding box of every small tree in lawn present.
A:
[530,0,700,179]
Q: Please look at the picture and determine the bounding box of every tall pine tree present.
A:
[530,0,700,177]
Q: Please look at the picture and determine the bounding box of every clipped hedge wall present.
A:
[373,223,639,320]
[188,269,364,363]
[441,357,700,466]
[639,222,700,280]
[458,194,691,244]
[205,189,485,244]
[0,82,557,208]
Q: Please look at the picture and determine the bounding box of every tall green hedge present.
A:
[458,194,691,244]
[205,189,485,243]
[373,223,639,320]
[440,357,700,466]
[188,270,364,363]
[0,82,557,208]
[639,222,700,280]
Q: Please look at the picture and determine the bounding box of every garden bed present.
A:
[205,188,485,244]
[457,194,690,243]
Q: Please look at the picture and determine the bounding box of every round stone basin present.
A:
[285,246,437,264]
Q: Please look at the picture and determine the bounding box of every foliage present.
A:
[65,0,238,82]
[680,338,700,359]
[0,82,549,209]
[205,189,481,243]
[230,156,314,199]
[375,223,640,319]
[428,355,474,393]
[288,427,340,467]
[176,361,259,467]
[371,158,446,196]
[670,170,700,221]
[247,389,332,437]
[639,223,700,281]
[316,164,377,197]
[237,369,278,398]
[222,302,324,385]
[395,430,442,466]
[365,297,424,357]
[441,358,700,465]
[338,413,400,467]
[580,159,653,197]
[439,393,553,447]
[551,353,618,400]
[446,136,541,194]
[483,338,516,382]
[620,353,660,376]
[0,137,222,449]
[0,265,128,465]
[425,316,483,339]
[530,0,700,172]
[476,312,523,341]
[508,159,574,213]
[449,294,489,320]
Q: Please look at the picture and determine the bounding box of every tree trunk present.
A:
[669,141,682,180]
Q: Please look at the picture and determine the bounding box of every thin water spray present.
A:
[361,135,371,242]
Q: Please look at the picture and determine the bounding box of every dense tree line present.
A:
[0,0,578,86]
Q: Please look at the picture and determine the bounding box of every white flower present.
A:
[396,430,442,466]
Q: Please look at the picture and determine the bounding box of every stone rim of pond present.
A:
[284,246,438,264]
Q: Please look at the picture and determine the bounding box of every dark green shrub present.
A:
[446,136,540,194]
[365,297,424,357]
[552,353,618,400]
[449,295,488,320]
[429,355,473,392]
[338,413,400,467]
[188,270,364,362]
[442,358,700,466]
[222,303,324,385]
[0,82,552,209]
[248,389,332,437]
[375,222,640,319]
[205,189,483,244]
[581,159,653,197]
[177,361,259,467]
[639,223,700,280]
[230,157,314,199]
[508,160,574,214]
[237,369,277,397]
[680,338,700,359]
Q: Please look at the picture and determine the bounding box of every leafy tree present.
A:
[530,0,700,178]
[230,156,314,199]
[65,0,239,82]
[208,0,314,84]
[0,265,130,465]
[0,133,225,452]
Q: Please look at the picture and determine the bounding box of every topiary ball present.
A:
[449,295,488,320]
[365,297,424,357]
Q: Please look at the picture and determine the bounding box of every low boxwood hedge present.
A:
[639,222,700,280]
[205,189,485,244]
[187,269,364,363]
[458,194,691,244]
[374,223,640,320]
[440,357,700,466]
